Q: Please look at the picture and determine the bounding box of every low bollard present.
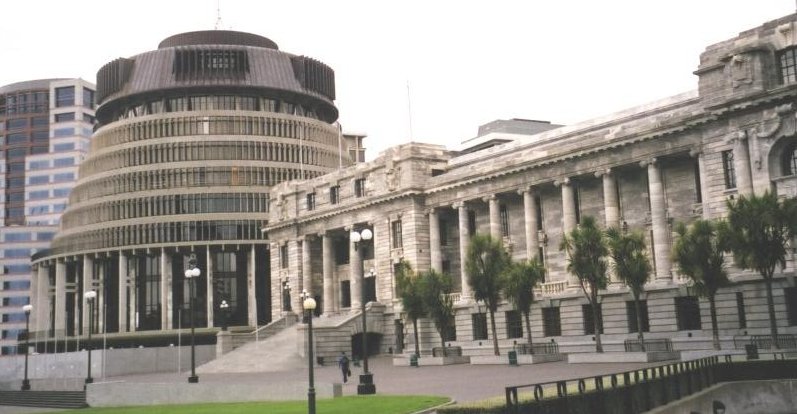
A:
[410,354,419,367]
[508,350,518,366]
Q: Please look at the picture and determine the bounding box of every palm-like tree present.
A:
[561,216,608,353]
[466,234,510,356]
[606,227,652,350]
[726,192,797,347]
[672,219,731,350]
[503,259,545,348]
[419,269,455,356]
[395,260,424,357]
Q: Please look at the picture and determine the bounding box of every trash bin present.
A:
[745,344,759,360]
[508,350,518,366]
[410,354,419,367]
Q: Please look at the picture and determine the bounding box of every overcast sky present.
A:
[1,1,794,159]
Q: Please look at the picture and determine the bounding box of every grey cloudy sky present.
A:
[0,0,794,159]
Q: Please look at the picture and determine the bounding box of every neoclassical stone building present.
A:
[29,30,358,348]
[265,14,797,357]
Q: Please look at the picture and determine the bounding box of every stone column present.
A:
[129,257,137,332]
[29,264,38,337]
[455,202,472,300]
[520,187,539,260]
[82,255,93,335]
[349,228,362,310]
[302,237,313,296]
[322,232,334,314]
[206,250,214,327]
[643,158,673,282]
[600,170,620,229]
[429,208,443,272]
[730,131,754,197]
[558,178,579,286]
[118,253,128,332]
[692,149,711,219]
[34,265,50,339]
[54,260,66,338]
[486,195,501,239]
[248,244,258,327]
[161,249,172,330]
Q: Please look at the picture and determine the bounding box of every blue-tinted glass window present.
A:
[53,143,74,152]
[32,131,49,141]
[28,190,49,200]
[8,133,28,145]
[31,116,48,127]
[3,281,30,291]
[53,172,74,182]
[55,86,75,107]
[52,188,70,197]
[52,203,66,212]
[4,248,31,258]
[53,157,74,167]
[8,163,24,173]
[8,193,24,202]
[28,205,49,215]
[7,147,27,158]
[8,178,25,188]
[29,175,49,185]
[29,160,49,170]
[4,232,32,242]
[7,118,27,130]
[53,128,74,137]
[83,88,95,109]
[5,264,31,273]
[37,232,55,241]
[2,297,30,306]
[7,208,24,217]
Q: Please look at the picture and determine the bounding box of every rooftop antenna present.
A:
[214,0,224,30]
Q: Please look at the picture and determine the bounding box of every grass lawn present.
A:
[48,395,449,414]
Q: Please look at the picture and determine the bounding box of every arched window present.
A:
[784,142,797,176]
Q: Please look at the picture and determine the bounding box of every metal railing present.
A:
[516,341,559,355]
[432,346,463,357]
[623,338,673,352]
[734,334,797,350]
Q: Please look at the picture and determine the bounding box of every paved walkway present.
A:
[103,355,659,404]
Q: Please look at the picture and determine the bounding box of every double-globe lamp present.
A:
[184,263,201,384]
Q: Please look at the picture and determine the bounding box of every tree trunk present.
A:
[592,299,603,353]
[489,309,500,356]
[524,310,533,348]
[412,318,420,357]
[708,295,720,350]
[765,276,779,349]
[634,296,645,352]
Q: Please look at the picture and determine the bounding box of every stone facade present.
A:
[265,14,797,355]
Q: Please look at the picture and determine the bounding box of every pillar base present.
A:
[21,379,30,391]
[216,330,233,357]
[357,373,376,395]
[188,375,199,383]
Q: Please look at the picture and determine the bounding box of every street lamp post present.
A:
[21,304,32,391]
[219,300,229,331]
[185,253,201,384]
[84,290,97,387]
[350,228,376,395]
[302,290,317,414]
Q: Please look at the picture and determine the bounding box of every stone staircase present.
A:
[0,390,88,409]
[197,322,304,373]
[230,314,299,350]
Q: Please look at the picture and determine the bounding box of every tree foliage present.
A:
[561,216,608,352]
[503,259,545,347]
[466,233,510,355]
[419,269,455,353]
[672,219,730,350]
[726,192,797,344]
[395,259,424,357]
[606,226,652,347]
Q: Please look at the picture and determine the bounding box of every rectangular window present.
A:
[8,134,28,145]
[29,160,49,170]
[54,157,75,167]
[329,185,340,204]
[468,210,476,236]
[83,88,95,109]
[32,130,48,141]
[439,219,449,246]
[7,118,27,130]
[443,316,457,342]
[542,307,561,337]
[499,204,509,237]
[53,127,74,137]
[31,116,48,127]
[472,313,488,340]
[54,112,75,123]
[28,190,49,200]
[582,304,604,335]
[280,244,288,269]
[306,192,316,211]
[354,178,366,197]
[391,220,403,249]
[780,47,797,84]
[340,280,351,308]
[53,172,75,182]
[55,86,75,107]
[675,296,702,331]
[335,237,349,264]
[4,233,32,242]
[785,287,797,326]
[626,300,650,333]
[693,160,703,203]
[736,292,747,329]
[722,150,736,189]
[505,310,523,339]
[29,175,49,185]
[54,142,75,152]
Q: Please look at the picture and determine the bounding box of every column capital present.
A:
[452,201,466,210]
[426,207,438,216]
[639,157,657,168]
[344,225,353,232]
[594,168,613,178]
[723,130,747,144]
[688,146,703,158]
[554,177,571,187]
[517,185,535,196]
[482,194,497,203]
[317,230,327,238]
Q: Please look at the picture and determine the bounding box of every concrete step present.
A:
[0,390,88,409]
[197,324,304,373]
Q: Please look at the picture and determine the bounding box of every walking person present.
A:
[337,351,351,383]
